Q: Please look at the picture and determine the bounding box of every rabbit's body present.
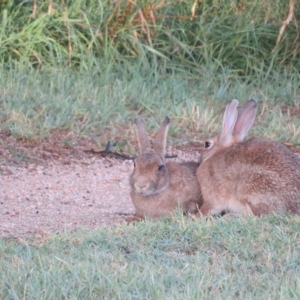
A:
[129,117,202,221]
[131,160,201,219]
[198,138,300,216]
[197,99,300,216]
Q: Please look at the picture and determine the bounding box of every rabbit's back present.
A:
[198,138,300,215]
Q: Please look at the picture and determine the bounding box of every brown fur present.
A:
[130,160,202,219]
[128,117,203,221]
[197,99,300,216]
[198,138,300,215]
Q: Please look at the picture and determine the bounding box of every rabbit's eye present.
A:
[158,165,165,172]
[205,141,212,149]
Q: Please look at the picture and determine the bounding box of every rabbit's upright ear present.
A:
[233,99,257,142]
[219,99,239,144]
[134,118,151,154]
[153,116,170,163]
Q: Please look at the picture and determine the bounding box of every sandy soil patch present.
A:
[0,130,202,238]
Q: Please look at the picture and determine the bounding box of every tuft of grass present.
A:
[0,0,299,77]
[1,214,300,299]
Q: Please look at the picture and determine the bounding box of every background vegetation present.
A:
[1,0,299,73]
[0,0,299,144]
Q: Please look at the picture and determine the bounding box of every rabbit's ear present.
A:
[153,116,170,163]
[134,118,151,154]
[220,99,239,142]
[233,99,257,142]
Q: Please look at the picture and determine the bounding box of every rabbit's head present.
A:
[202,99,257,161]
[130,117,170,196]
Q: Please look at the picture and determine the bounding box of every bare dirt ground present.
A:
[0,130,202,238]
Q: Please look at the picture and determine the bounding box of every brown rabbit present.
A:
[128,117,202,222]
[197,99,300,216]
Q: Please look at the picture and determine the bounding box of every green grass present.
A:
[0,0,299,145]
[0,0,299,74]
[0,65,299,148]
[1,214,300,299]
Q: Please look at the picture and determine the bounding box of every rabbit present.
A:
[197,99,300,216]
[128,116,203,222]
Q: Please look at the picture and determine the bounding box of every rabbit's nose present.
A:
[135,183,148,193]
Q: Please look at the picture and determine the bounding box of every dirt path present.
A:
[0,157,135,237]
[0,130,201,238]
